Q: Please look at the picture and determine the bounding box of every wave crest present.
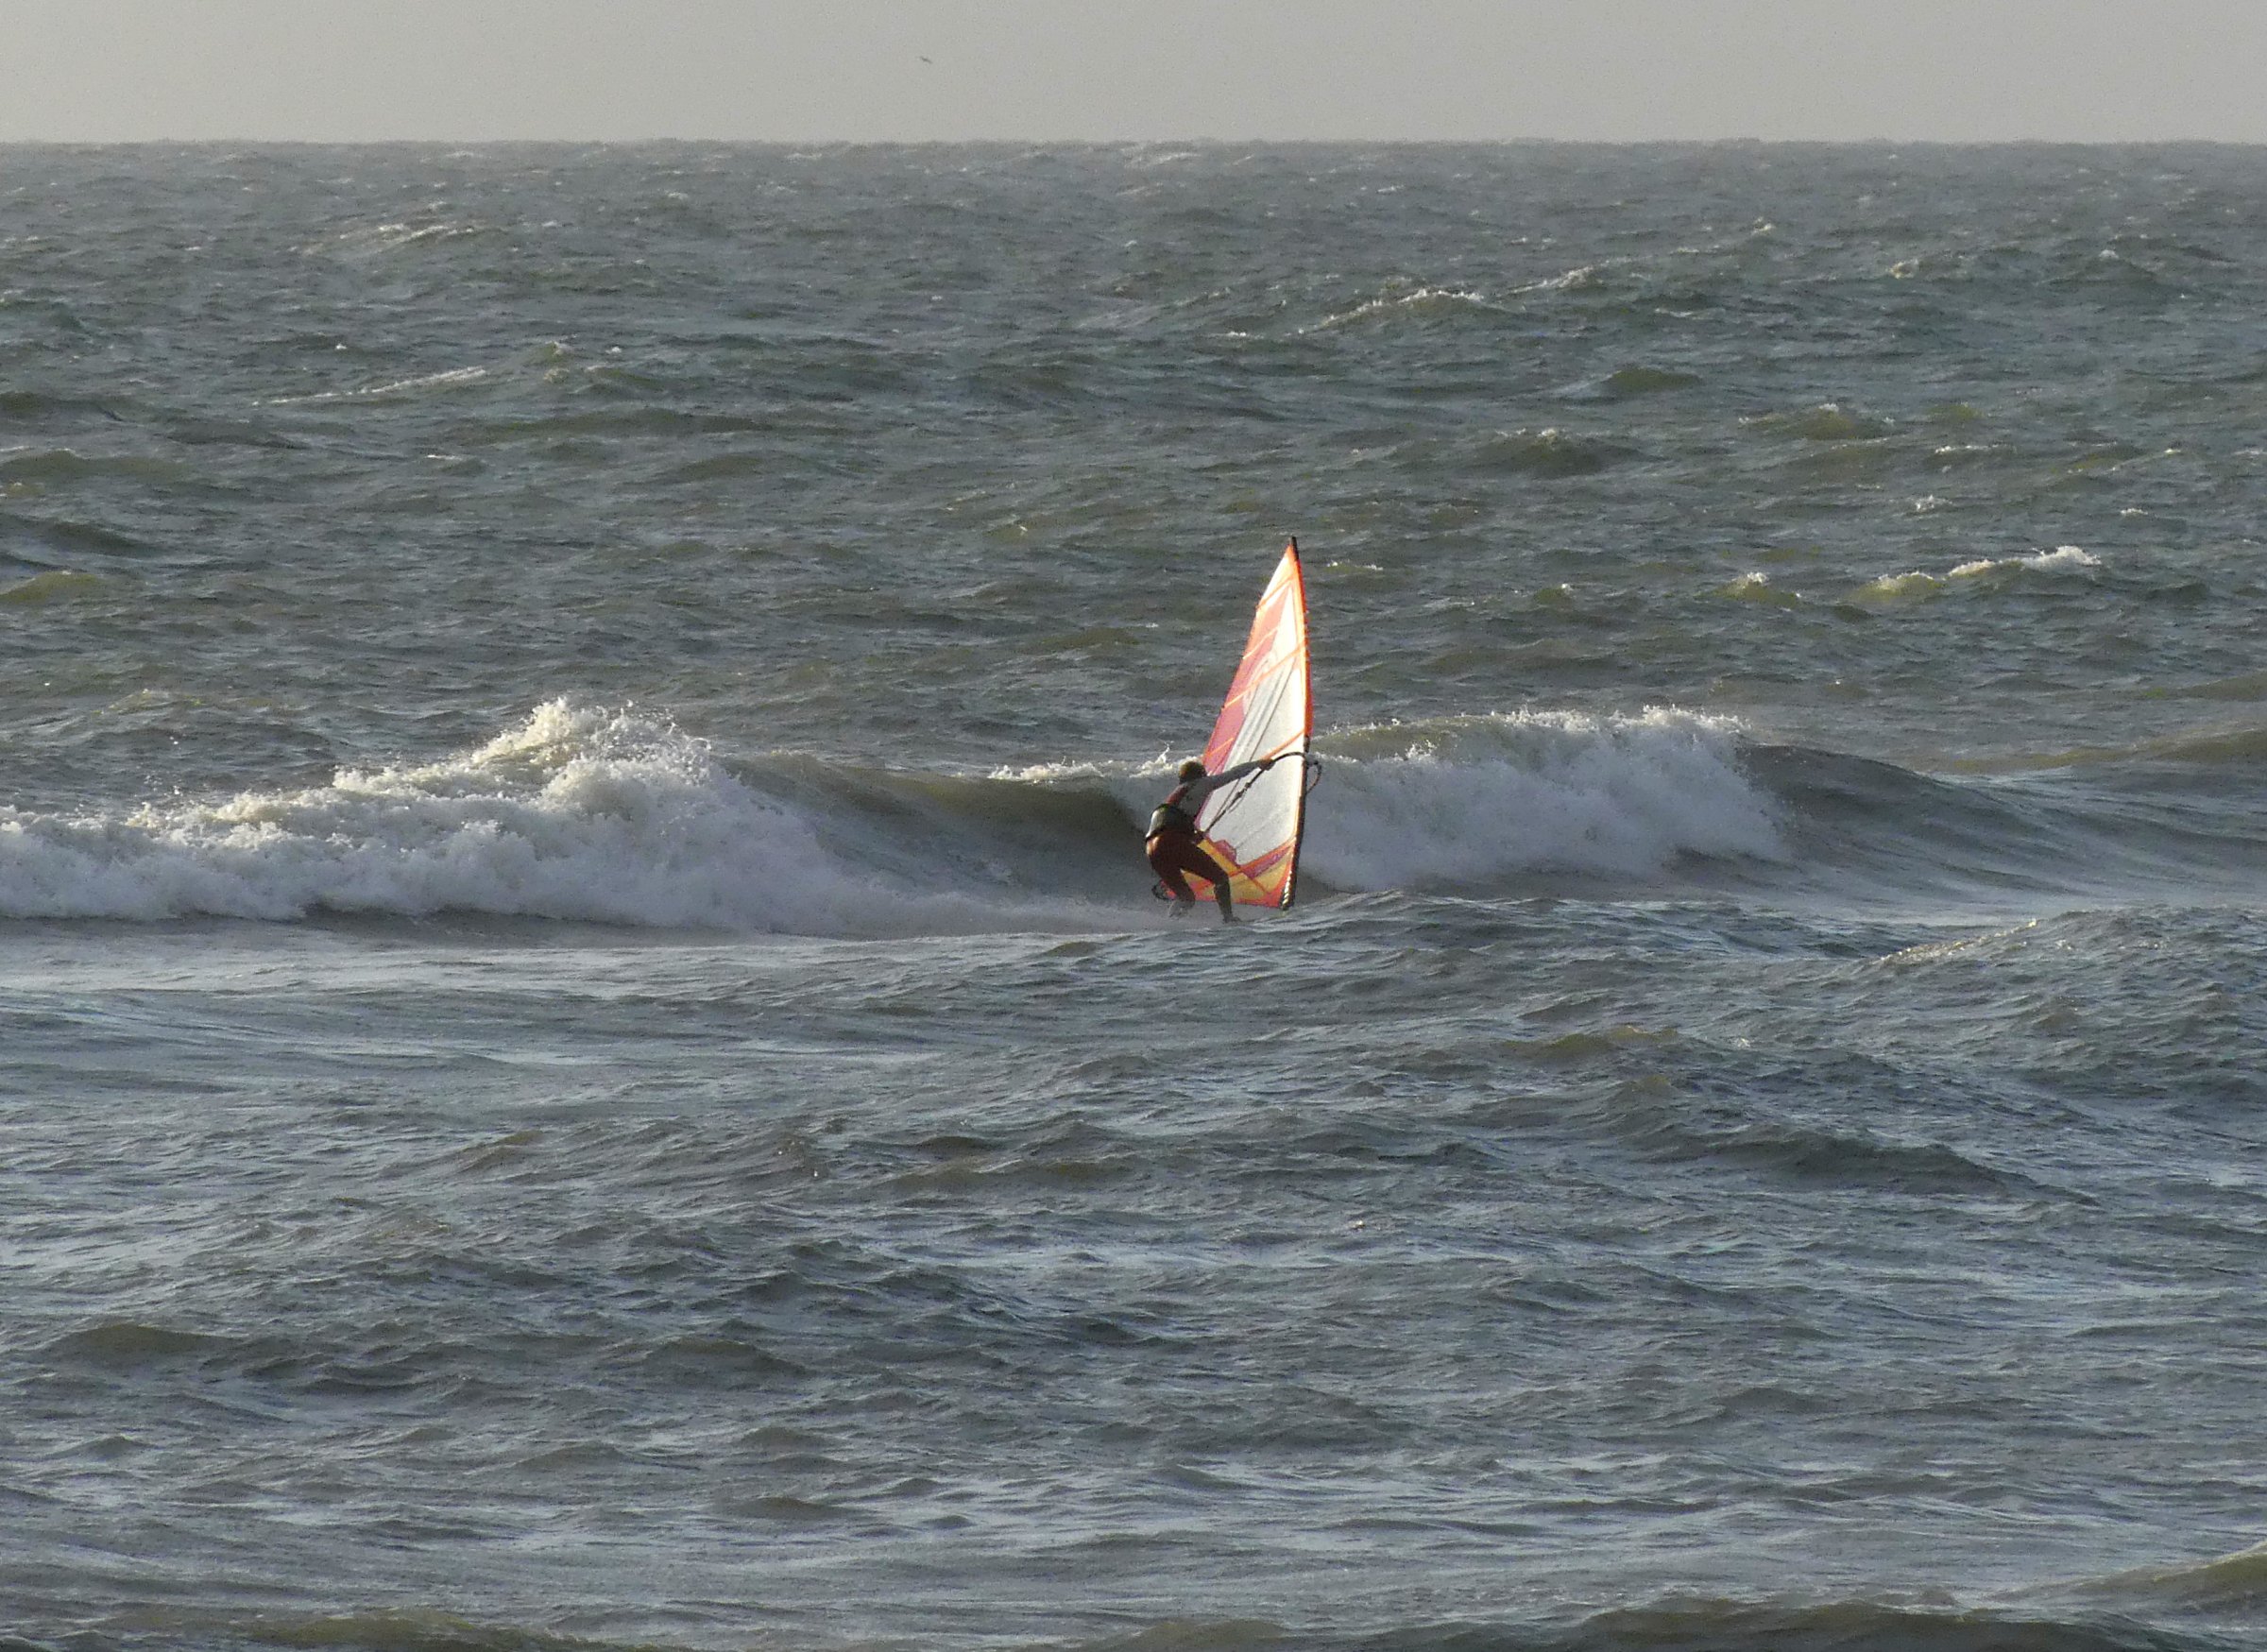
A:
[1301,709,1785,890]
[14,694,2249,933]
[0,701,1026,934]
[0,704,1788,933]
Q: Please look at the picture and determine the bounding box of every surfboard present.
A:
[1189,539,1315,909]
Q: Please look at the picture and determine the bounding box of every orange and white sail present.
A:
[1193,539,1313,909]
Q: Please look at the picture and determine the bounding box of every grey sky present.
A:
[5,0,2261,144]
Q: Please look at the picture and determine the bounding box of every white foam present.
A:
[0,702,1090,936]
[263,366,494,406]
[1304,285,1492,332]
[1852,569,1947,603]
[300,220,487,259]
[1718,571,1802,606]
[1949,544,2101,579]
[1859,545,2101,598]
[1298,708,1785,890]
[1518,264,1607,294]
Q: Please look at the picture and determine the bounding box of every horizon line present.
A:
[5,134,2264,149]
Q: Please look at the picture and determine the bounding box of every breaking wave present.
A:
[0,703,1774,933]
[1851,545,2104,604]
[0,701,1117,937]
[1292,708,1784,890]
[3,698,2261,935]
[1304,282,1501,332]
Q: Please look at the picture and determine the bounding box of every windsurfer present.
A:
[1147,756,1279,922]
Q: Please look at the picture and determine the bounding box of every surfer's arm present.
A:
[1185,758,1273,804]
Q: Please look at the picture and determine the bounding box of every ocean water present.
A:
[5,141,2267,1652]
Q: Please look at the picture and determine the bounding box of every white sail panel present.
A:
[1196,541,1313,908]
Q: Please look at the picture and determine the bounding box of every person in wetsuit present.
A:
[1146,756,1279,922]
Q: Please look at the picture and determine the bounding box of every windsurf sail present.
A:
[1192,539,1314,909]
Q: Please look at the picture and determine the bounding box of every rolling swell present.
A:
[1748,734,2267,907]
[4,701,2260,932]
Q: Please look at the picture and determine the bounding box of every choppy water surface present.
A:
[5,143,2267,1652]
